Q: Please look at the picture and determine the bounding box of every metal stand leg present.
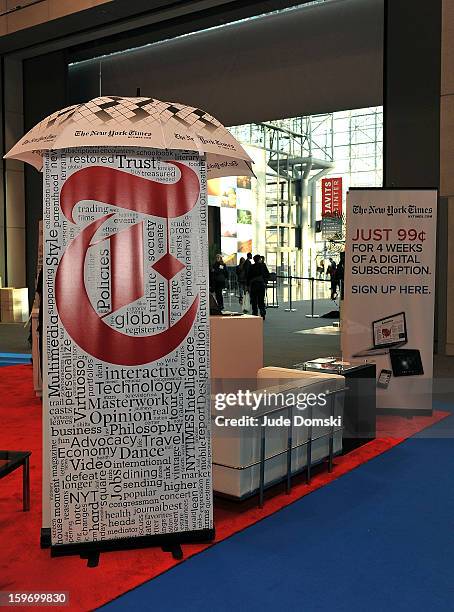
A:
[286,406,293,494]
[259,420,266,508]
[306,277,320,318]
[162,544,183,560]
[23,457,30,511]
[306,405,313,484]
[266,280,279,308]
[40,528,51,548]
[285,273,297,312]
[80,552,100,568]
[328,395,335,473]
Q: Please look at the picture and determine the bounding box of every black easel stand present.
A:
[44,528,215,567]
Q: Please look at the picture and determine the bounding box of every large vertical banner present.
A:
[342,189,437,411]
[42,147,212,547]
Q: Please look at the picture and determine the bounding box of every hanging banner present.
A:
[42,147,212,548]
[322,216,343,240]
[321,177,343,217]
[342,189,437,411]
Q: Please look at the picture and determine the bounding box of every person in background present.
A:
[328,257,338,300]
[244,252,253,278]
[325,260,332,280]
[211,254,228,311]
[247,254,270,320]
[260,255,270,288]
[236,257,247,305]
[317,260,325,279]
[335,252,345,301]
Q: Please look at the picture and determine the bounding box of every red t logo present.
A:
[55,162,201,366]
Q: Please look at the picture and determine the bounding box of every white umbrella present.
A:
[5,95,253,178]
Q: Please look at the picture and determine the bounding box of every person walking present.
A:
[328,257,338,300]
[211,254,228,311]
[236,257,247,305]
[243,252,252,277]
[335,252,345,301]
[247,254,270,320]
[325,261,332,280]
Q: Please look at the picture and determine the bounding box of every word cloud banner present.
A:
[43,147,212,546]
[342,189,437,411]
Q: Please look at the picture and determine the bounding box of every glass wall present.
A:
[313,107,383,188]
[225,106,383,276]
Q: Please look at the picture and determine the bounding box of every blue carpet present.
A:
[103,407,454,612]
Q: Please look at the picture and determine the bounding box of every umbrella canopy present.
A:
[5,95,253,179]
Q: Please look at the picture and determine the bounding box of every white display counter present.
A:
[211,367,345,499]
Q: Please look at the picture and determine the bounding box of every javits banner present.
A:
[42,147,212,547]
[321,178,343,240]
[342,189,437,411]
[321,177,342,218]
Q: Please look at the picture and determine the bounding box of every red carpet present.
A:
[0,365,449,611]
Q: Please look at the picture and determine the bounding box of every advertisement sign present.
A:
[321,177,343,217]
[342,189,437,411]
[42,147,212,547]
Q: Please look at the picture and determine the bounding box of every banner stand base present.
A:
[80,551,100,568]
[162,543,183,560]
[40,528,51,549]
[48,528,215,565]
